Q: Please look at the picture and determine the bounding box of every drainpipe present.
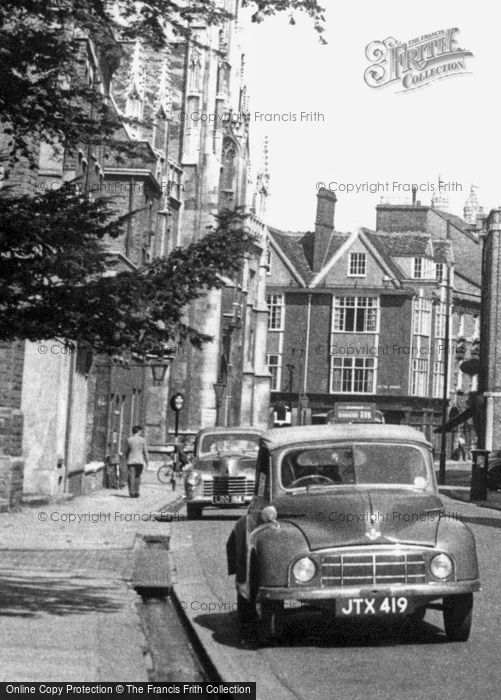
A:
[63,349,76,493]
[438,262,452,485]
[303,294,312,394]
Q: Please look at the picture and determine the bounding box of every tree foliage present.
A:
[0,0,325,354]
[0,189,255,353]
[0,0,326,162]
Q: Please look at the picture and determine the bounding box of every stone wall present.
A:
[0,341,25,509]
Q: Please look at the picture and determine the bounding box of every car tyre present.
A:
[186,503,203,520]
[443,593,473,642]
[409,605,426,623]
[257,601,284,646]
[237,591,258,627]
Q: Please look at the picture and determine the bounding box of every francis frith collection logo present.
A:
[364,28,473,91]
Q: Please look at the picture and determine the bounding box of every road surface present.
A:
[170,496,501,700]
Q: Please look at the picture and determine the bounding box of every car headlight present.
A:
[186,471,201,486]
[430,553,453,579]
[292,557,316,583]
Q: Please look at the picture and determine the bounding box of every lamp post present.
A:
[170,392,184,485]
[439,263,452,486]
[145,352,174,481]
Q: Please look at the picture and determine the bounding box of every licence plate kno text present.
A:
[213,495,244,504]
[338,597,410,616]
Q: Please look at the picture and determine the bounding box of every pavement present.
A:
[435,459,501,511]
[0,469,182,682]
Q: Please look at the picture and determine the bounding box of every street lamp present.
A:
[169,392,185,487]
[147,353,174,385]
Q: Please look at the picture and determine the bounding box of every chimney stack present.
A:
[313,189,337,272]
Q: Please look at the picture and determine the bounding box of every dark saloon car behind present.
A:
[184,426,262,519]
[227,424,480,644]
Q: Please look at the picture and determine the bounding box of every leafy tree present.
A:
[0,0,326,162]
[0,187,255,353]
[0,0,325,354]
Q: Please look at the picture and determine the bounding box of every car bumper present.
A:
[185,495,253,507]
[256,580,481,602]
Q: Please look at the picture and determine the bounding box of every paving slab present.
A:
[0,470,180,681]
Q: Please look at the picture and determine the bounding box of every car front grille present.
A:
[320,551,426,587]
[203,476,255,497]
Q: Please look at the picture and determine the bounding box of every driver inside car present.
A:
[330,449,355,484]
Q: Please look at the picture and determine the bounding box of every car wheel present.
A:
[186,503,203,520]
[258,600,284,646]
[443,593,473,642]
[237,591,258,627]
[409,605,426,623]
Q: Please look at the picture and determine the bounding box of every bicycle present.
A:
[157,458,176,489]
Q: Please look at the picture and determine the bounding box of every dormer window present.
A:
[348,252,366,277]
[412,257,434,279]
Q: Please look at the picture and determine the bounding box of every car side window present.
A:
[255,447,271,499]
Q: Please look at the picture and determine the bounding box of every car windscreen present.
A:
[199,433,260,456]
[280,442,431,490]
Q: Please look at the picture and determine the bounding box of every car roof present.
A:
[261,424,431,449]
[196,426,262,438]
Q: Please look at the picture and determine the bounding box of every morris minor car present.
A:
[184,426,262,519]
[226,425,480,643]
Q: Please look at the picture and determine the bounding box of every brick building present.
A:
[266,190,481,449]
[375,198,482,451]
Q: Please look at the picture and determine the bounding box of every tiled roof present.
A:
[432,209,476,238]
[431,209,481,286]
[362,230,454,279]
[361,229,405,280]
[370,232,432,256]
[268,228,315,283]
[268,227,349,283]
[323,233,350,265]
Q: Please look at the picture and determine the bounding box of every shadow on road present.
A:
[193,609,448,650]
[0,572,123,618]
[194,514,243,522]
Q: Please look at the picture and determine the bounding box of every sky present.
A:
[241,0,500,233]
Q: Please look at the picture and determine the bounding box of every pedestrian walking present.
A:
[125,425,149,497]
[457,433,466,461]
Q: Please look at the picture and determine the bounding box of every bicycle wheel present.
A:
[157,464,173,484]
